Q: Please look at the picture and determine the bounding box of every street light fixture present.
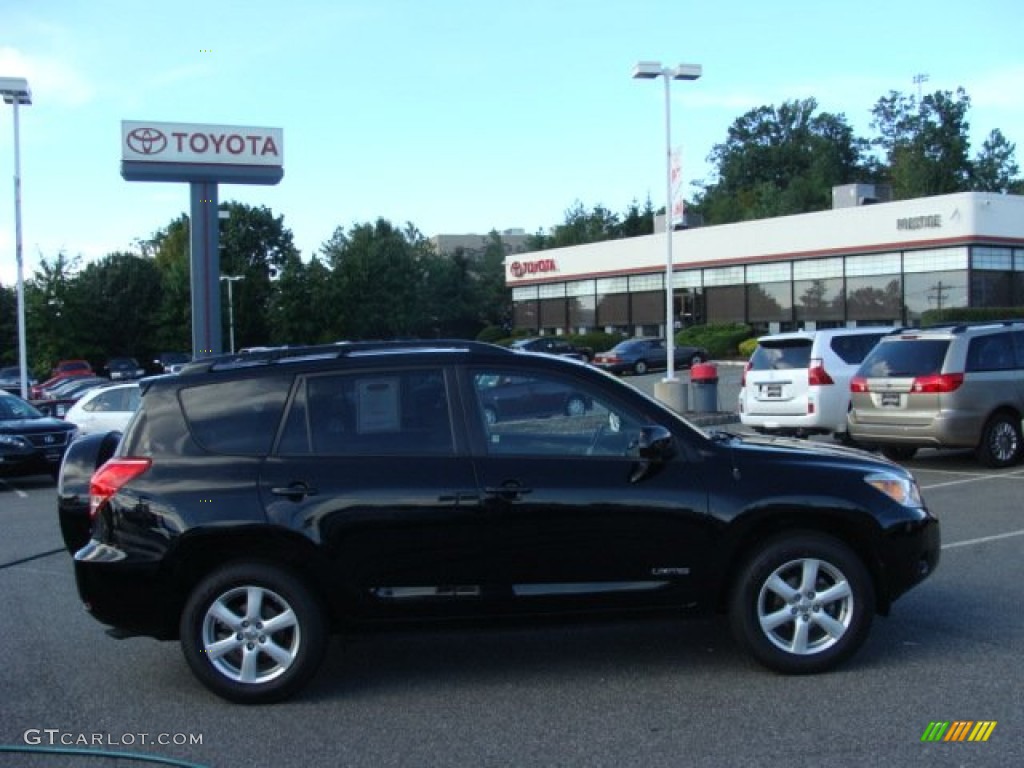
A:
[220,275,244,354]
[1,76,32,399]
[632,61,701,389]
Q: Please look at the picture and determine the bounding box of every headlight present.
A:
[865,472,924,508]
[0,434,30,448]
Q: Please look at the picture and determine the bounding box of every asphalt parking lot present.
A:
[1,388,1022,767]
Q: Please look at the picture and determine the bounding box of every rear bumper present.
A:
[848,410,983,448]
[74,541,179,640]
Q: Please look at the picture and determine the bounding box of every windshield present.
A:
[0,394,44,420]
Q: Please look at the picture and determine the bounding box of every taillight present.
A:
[89,458,152,519]
[911,373,964,393]
[850,376,869,393]
[808,358,833,386]
[741,360,752,387]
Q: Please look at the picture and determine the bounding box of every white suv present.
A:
[739,327,899,441]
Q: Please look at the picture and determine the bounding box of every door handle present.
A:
[270,482,319,501]
[439,491,481,505]
[484,483,533,501]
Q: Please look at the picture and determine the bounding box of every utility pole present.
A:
[913,73,930,101]
[928,280,950,317]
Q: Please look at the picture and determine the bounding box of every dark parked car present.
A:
[0,390,77,478]
[105,357,145,380]
[61,340,938,704]
[0,365,36,396]
[152,352,191,374]
[510,336,594,362]
[593,337,708,375]
[476,373,592,424]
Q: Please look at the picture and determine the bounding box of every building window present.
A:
[904,270,967,323]
[672,270,702,289]
[568,295,596,328]
[904,247,968,273]
[513,300,538,330]
[705,285,745,324]
[629,273,662,291]
[747,281,792,324]
[704,266,744,287]
[793,257,843,281]
[539,298,566,330]
[794,278,845,323]
[630,290,663,326]
[846,252,901,277]
[971,271,1013,308]
[846,275,902,323]
[746,262,792,284]
[538,283,566,299]
[596,293,628,326]
[971,246,1012,271]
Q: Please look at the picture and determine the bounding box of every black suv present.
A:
[60,341,939,704]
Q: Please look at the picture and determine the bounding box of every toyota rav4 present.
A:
[59,340,939,704]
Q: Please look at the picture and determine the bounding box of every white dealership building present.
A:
[505,189,1024,336]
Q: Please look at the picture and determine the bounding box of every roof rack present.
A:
[922,319,1024,334]
[180,339,511,374]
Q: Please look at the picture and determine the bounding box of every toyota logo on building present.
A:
[510,258,558,278]
[126,127,168,155]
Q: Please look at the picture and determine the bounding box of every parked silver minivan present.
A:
[848,321,1024,467]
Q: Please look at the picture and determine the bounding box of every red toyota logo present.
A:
[509,259,557,278]
[126,127,168,155]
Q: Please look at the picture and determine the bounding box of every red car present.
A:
[30,360,94,399]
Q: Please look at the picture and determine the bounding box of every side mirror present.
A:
[637,425,676,461]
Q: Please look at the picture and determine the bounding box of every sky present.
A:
[1,0,1023,287]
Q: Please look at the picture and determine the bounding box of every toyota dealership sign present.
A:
[121,121,283,167]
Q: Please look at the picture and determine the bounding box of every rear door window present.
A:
[829,333,888,365]
[859,340,950,378]
[750,340,812,371]
[180,375,292,455]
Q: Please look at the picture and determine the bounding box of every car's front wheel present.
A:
[729,533,874,674]
[976,411,1023,468]
[881,445,918,462]
[633,360,648,375]
[180,562,327,704]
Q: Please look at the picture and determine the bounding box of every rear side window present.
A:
[859,339,950,378]
[180,376,292,455]
[278,368,453,456]
[750,340,812,371]
[829,333,887,365]
[965,333,1016,372]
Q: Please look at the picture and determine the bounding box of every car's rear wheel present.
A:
[180,563,327,704]
[976,411,1023,468]
[633,360,648,375]
[881,446,918,462]
[729,533,874,674]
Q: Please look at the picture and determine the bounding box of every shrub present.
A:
[921,307,1024,327]
[475,325,507,343]
[676,323,754,358]
[738,337,759,358]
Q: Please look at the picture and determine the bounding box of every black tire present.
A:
[975,411,1023,468]
[881,446,918,462]
[729,533,875,674]
[633,360,648,376]
[180,563,327,704]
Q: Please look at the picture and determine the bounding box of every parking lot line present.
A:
[918,468,1024,490]
[0,478,29,498]
[942,529,1024,550]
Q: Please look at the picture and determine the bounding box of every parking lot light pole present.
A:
[220,275,244,354]
[631,61,701,385]
[1,77,32,399]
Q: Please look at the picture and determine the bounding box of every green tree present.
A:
[971,129,1020,193]
[870,88,972,198]
[0,283,17,366]
[139,214,192,355]
[218,202,300,349]
[693,98,874,223]
[25,251,81,376]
